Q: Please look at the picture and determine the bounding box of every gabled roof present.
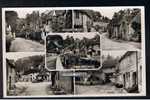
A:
[119,51,136,62]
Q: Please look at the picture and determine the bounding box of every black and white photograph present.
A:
[74,51,143,95]
[5,52,75,96]
[101,8,142,50]
[46,33,101,70]
[4,8,142,52]
[5,10,46,52]
[6,52,46,96]
[2,7,145,97]
[4,9,102,52]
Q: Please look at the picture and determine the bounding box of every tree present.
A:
[6,11,18,32]
[51,15,66,32]
[15,55,44,74]
[93,11,102,22]
[16,18,26,33]
[25,11,41,32]
[80,10,102,22]
[131,21,141,42]
[102,16,110,23]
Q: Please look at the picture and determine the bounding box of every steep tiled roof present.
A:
[119,51,136,62]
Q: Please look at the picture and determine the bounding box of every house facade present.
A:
[6,59,16,95]
[54,71,74,94]
[63,10,93,32]
[116,51,142,93]
[42,10,94,33]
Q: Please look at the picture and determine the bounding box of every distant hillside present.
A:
[15,55,45,73]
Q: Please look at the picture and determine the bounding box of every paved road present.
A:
[75,83,127,95]
[56,56,64,70]
[101,33,141,50]
[9,38,45,52]
[15,82,53,96]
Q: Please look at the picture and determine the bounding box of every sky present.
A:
[6,52,45,61]
[4,7,142,19]
[102,51,127,58]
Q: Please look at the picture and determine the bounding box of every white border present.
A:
[2,6,146,98]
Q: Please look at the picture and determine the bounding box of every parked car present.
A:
[32,75,44,83]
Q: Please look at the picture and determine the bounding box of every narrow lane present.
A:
[15,82,52,96]
[101,33,141,50]
[9,38,45,52]
[75,83,127,95]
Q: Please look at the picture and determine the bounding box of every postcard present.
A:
[2,7,146,97]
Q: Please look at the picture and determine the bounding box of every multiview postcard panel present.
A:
[2,7,146,97]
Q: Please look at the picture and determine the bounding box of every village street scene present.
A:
[101,9,141,50]
[6,51,143,96]
[75,51,142,95]
[6,52,75,96]
[5,9,141,52]
[5,11,45,52]
[4,7,144,97]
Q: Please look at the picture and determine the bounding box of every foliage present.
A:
[25,11,41,32]
[102,55,118,69]
[131,21,141,32]
[81,10,105,22]
[63,34,100,50]
[6,11,18,32]
[131,21,141,42]
[108,9,141,41]
[92,11,102,22]
[51,15,66,32]
[101,16,110,23]
[15,55,44,74]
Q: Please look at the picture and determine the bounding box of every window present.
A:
[75,12,80,19]
[132,72,137,85]
[140,66,142,84]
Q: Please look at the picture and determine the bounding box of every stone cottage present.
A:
[115,51,142,93]
[63,10,93,32]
